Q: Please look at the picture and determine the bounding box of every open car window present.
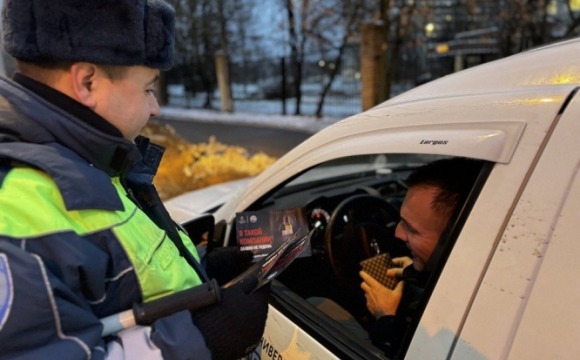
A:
[229,153,492,359]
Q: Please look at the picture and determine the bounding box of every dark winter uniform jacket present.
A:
[0,75,212,359]
[369,266,428,358]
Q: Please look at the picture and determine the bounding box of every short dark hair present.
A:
[405,157,483,216]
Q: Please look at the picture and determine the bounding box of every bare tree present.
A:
[280,0,308,115]
[493,0,579,56]
[169,0,259,109]
[312,0,372,118]
[278,0,375,116]
[170,0,219,108]
[225,0,261,97]
[496,0,552,55]
[564,1,580,35]
[377,0,430,101]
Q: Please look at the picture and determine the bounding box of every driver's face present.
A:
[394,185,451,271]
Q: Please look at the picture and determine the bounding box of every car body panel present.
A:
[450,91,580,359]
[164,178,251,223]
[508,160,580,359]
[250,307,340,360]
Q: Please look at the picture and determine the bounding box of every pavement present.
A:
[160,106,344,135]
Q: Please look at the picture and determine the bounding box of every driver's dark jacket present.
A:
[369,266,427,358]
[0,75,212,359]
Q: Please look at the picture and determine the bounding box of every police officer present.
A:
[0,1,268,359]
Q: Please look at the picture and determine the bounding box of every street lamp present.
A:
[425,22,435,37]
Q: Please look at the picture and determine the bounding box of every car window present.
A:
[283,154,424,187]
[230,153,491,359]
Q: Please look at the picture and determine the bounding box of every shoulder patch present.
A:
[0,254,13,331]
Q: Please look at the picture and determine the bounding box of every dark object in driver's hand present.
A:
[360,253,400,289]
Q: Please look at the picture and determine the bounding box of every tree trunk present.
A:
[315,42,346,118]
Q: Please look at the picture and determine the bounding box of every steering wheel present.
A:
[324,194,404,320]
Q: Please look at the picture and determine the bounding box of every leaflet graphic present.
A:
[224,226,316,292]
[235,208,311,260]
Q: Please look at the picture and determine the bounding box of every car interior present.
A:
[206,153,493,359]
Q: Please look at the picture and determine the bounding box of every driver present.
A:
[360,157,483,357]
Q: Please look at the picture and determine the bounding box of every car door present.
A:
[447,88,580,359]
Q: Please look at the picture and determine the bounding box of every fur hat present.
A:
[1,0,175,70]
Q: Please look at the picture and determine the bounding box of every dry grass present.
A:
[141,121,277,200]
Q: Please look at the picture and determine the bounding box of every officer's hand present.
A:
[191,277,269,360]
[204,247,254,285]
[360,271,404,318]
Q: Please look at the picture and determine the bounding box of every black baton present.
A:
[101,279,221,336]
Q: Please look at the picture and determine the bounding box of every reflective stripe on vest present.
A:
[0,167,203,301]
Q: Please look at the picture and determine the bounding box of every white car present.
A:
[167,38,580,359]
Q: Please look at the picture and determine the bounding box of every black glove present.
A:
[204,247,254,285]
[192,277,270,360]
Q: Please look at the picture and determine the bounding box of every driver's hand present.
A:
[360,271,404,318]
[386,256,414,278]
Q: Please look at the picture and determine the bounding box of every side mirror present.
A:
[181,214,215,246]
